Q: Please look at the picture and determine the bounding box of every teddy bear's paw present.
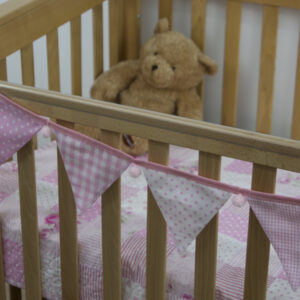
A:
[121,135,148,156]
[91,82,119,102]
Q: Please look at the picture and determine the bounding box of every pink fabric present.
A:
[249,197,300,291]
[2,92,300,291]
[142,166,232,254]
[0,93,45,164]
[50,123,132,213]
[137,160,300,206]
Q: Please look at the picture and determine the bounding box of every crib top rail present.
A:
[1,80,300,173]
[229,0,300,9]
[0,0,102,60]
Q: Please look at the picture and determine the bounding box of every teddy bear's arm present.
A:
[176,89,203,120]
[91,60,139,102]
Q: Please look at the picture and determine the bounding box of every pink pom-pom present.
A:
[129,164,142,178]
[41,126,52,138]
[231,194,247,208]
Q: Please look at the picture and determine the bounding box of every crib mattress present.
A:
[0,141,300,300]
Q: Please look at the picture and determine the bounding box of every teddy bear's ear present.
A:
[154,18,169,34]
[198,53,218,75]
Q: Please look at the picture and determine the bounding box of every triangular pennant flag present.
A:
[142,166,232,255]
[249,197,300,291]
[50,123,132,213]
[0,94,45,164]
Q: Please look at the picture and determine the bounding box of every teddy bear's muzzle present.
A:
[142,56,174,89]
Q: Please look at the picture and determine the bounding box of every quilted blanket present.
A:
[0,141,299,299]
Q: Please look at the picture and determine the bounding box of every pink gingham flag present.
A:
[142,166,231,255]
[51,123,132,213]
[0,93,45,165]
[249,197,300,291]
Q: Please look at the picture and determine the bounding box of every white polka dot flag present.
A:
[0,93,46,165]
[50,122,132,213]
[248,196,300,291]
[141,164,232,255]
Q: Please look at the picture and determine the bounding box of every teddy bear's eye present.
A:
[154,52,158,56]
[172,66,176,71]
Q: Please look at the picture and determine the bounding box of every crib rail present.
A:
[0,0,102,61]
[1,82,300,173]
[229,0,300,9]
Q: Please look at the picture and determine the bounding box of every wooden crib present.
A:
[0,0,299,299]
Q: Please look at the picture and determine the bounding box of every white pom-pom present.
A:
[129,164,142,178]
[41,126,52,138]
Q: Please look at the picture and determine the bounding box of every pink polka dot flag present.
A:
[0,93,45,165]
[50,122,132,213]
[249,196,300,291]
[142,166,232,255]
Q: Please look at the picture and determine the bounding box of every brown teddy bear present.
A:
[90,18,217,156]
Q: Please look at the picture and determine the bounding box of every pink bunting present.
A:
[142,166,232,255]
[0,94,45,165]
[50,123,132,213]
[2,92,300,289]
[249,197,300,291]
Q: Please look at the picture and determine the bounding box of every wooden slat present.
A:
[8,286,21,300]
[0,58,7,81]
[0,0,102,60]
[109,0,120,66]
[101,8,122,297]
[244,164,276,300]
[124,0,141,60]
[3,83,300,173]
[0,58,12,161]
[21,43,35,87]
[194,152,221,300]
[71,16,82,96]
[56,120,79,300]
[291,33,300,140]
[256,5,278,133]
[159,0,173,28]
[191,0,207,113]
[93,4,103,79]
[46,29,60,92]
[146,140,169,300]
[0,222,6,300]
[101,130,121,300]
[118,0,126,62]
[17,139,42,299]
[221,0,242,126]
[21,43,37,148]
[191,0,206,52]
[224,0,300,10]
[245,11,278,294]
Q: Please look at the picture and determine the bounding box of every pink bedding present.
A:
[0,141,300,299]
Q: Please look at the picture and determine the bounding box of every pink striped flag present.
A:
[142,166,232,255]
[0,93,45,165]
[249,197,300,291]
[51,123,132,213]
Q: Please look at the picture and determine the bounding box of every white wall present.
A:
[1,0,299,138]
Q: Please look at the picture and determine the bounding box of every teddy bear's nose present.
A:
[152,65,158,71]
